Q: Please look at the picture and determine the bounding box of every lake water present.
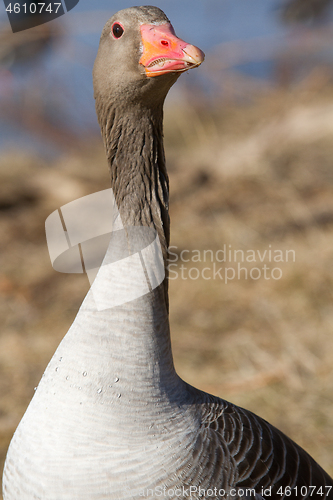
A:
[1,0,333,153]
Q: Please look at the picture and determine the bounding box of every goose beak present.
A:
[140,23,205,77]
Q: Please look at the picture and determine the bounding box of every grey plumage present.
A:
[2,6,333,500]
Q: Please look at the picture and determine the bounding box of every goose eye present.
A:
[112,23,124,39]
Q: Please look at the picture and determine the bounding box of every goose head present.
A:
[93,6,205,108]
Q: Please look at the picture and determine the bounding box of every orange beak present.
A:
[139,23,205,77]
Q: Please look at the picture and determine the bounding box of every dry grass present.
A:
[1,81,333,495]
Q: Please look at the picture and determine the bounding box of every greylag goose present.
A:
[3,6,333,500]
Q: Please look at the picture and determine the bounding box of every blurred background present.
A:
[1,0,333,491]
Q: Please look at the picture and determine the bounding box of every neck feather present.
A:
[98,101,170,255]
[96,99,170,308]
[62,98,178,405]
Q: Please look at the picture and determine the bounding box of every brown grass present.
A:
[1,81,333,495]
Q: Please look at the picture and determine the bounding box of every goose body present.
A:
[3,6,333,500]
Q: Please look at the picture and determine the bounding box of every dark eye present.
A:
[112,23,124,39]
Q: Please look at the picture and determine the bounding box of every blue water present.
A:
[67,0,286,49]
[0,0,332,153]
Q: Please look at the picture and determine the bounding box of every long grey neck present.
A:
[55,99,180,413]
[98,100,170,261]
